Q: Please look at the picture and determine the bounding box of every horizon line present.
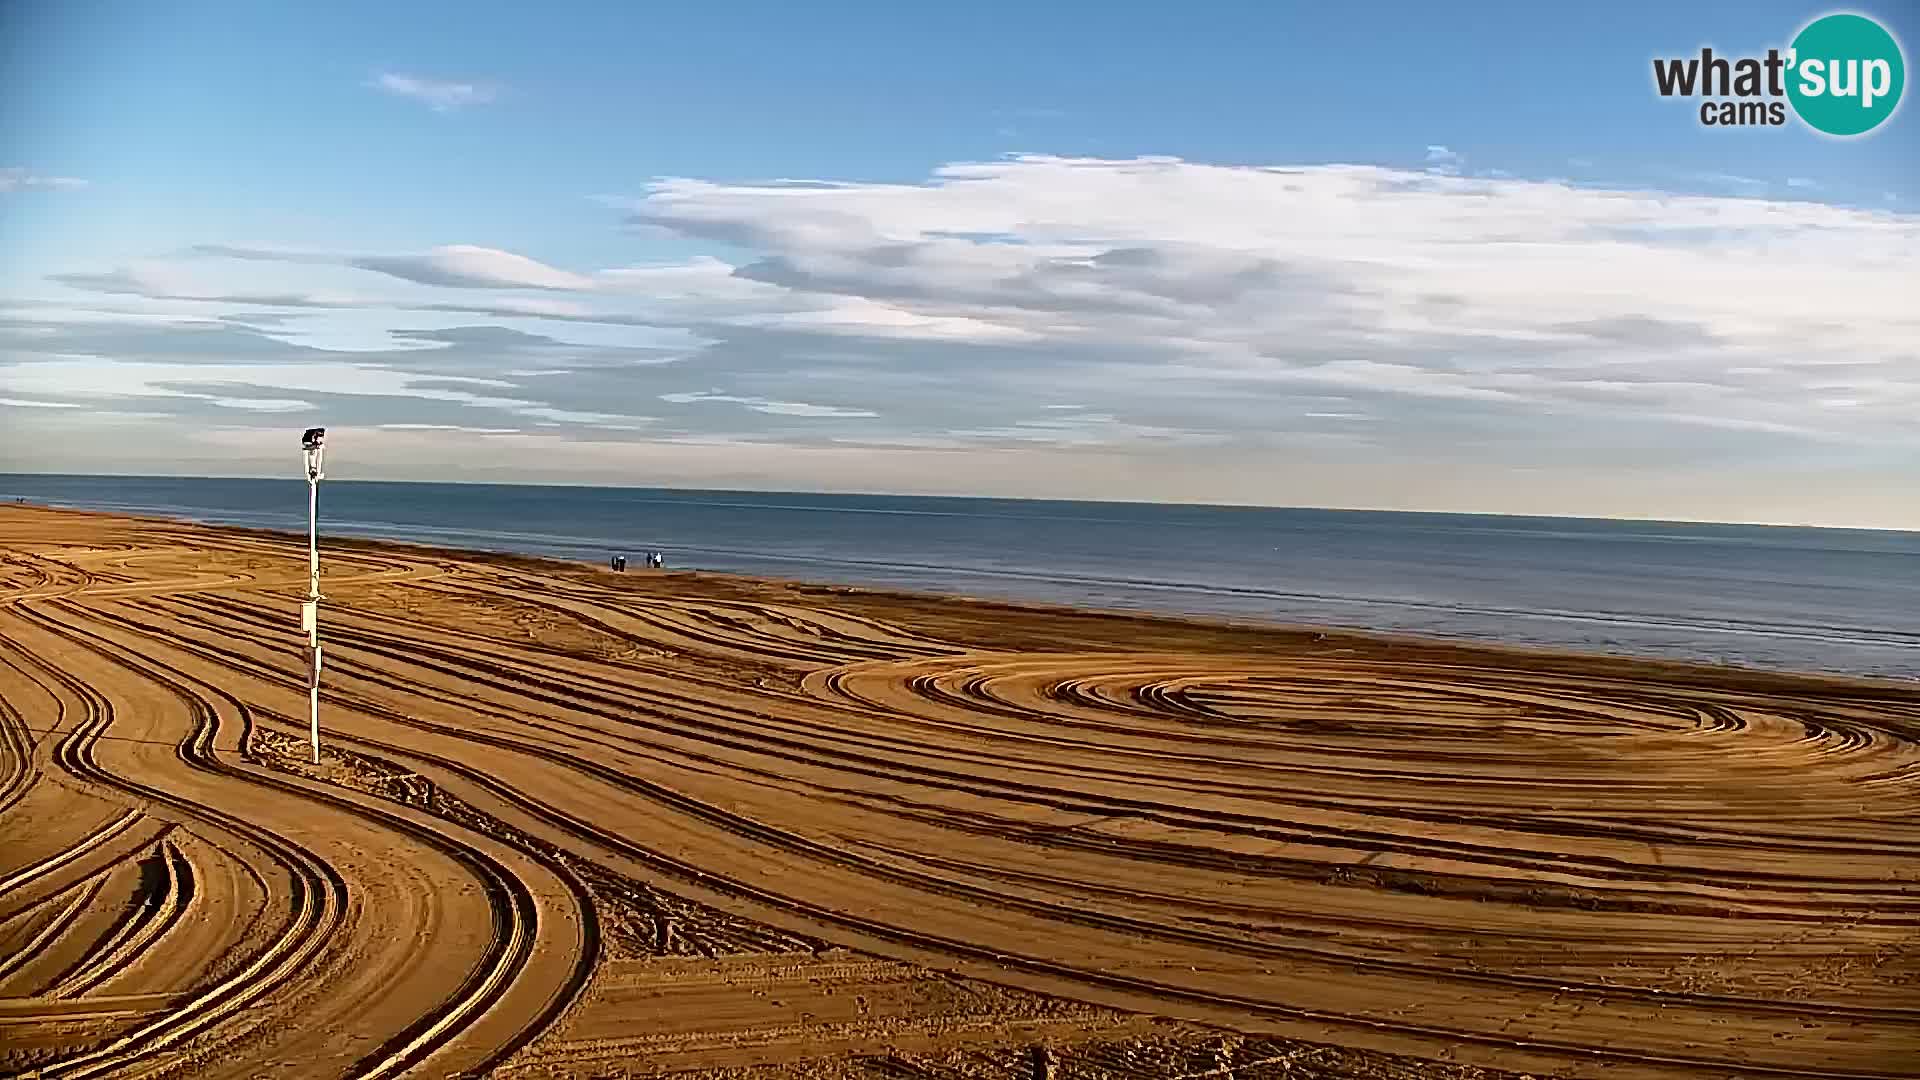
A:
[1,469,1912,536]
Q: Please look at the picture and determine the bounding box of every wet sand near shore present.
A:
[1,504,1915,1080]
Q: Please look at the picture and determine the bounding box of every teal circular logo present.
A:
[1787,13,1906,136]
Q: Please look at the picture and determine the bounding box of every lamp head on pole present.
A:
[301,426,326,480]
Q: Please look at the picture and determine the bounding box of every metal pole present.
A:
[298,427,327,767]
[308,471,321,764]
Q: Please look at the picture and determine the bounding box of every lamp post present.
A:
[300,427,326,765]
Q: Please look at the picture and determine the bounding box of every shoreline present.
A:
[12,501,1915,696]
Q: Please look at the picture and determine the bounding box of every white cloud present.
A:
[203,397,316,412]
[950,412,1216,447]
[370,73,497,111]
[512,406,652,427]
[351,245,593,290]
[50,255,638,326]
[611,155,1918,448]
[379,423,521,433]
[740,295,1041,342]
[0,396,86,408]
[659,391,877,418]
[190,243,606,294]
[596,256,770,299]
[15,154,1920,519]
[0,357,514,408]
[48,265,356,308]
[0,354,665,432]
[0,167,88,192]
[417,297,598,318]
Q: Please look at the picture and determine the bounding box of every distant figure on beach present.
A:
[611,554,627,572]
[648,551,664,569]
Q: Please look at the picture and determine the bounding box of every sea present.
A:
[3,473,1917,681]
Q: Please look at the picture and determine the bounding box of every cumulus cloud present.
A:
[1,167,88,192]
[370,73,498,111]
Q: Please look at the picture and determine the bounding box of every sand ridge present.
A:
[0,504,1915,1080]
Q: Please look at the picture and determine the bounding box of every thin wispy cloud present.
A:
[660,391,877,418]
[1685,171,1768,192]
[202,397,316,412]
[43,259,617,320]
[369,72,499,112]
[46,265,356,308]
[378,423,523,434]
[1,167,88,192]
[190,243,592,291]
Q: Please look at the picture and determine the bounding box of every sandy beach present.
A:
[1,503,1914,1080]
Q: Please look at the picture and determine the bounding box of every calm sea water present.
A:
[4,473,1917,680]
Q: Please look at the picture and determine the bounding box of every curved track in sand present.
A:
[1,505,1915,1080]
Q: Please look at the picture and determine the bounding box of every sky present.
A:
[2,1,1917,528]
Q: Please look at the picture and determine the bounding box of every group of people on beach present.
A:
[610,551,664,572]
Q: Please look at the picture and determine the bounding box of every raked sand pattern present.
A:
[1,505,1916,1080]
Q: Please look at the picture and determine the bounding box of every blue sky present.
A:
[2,2,1917,526]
